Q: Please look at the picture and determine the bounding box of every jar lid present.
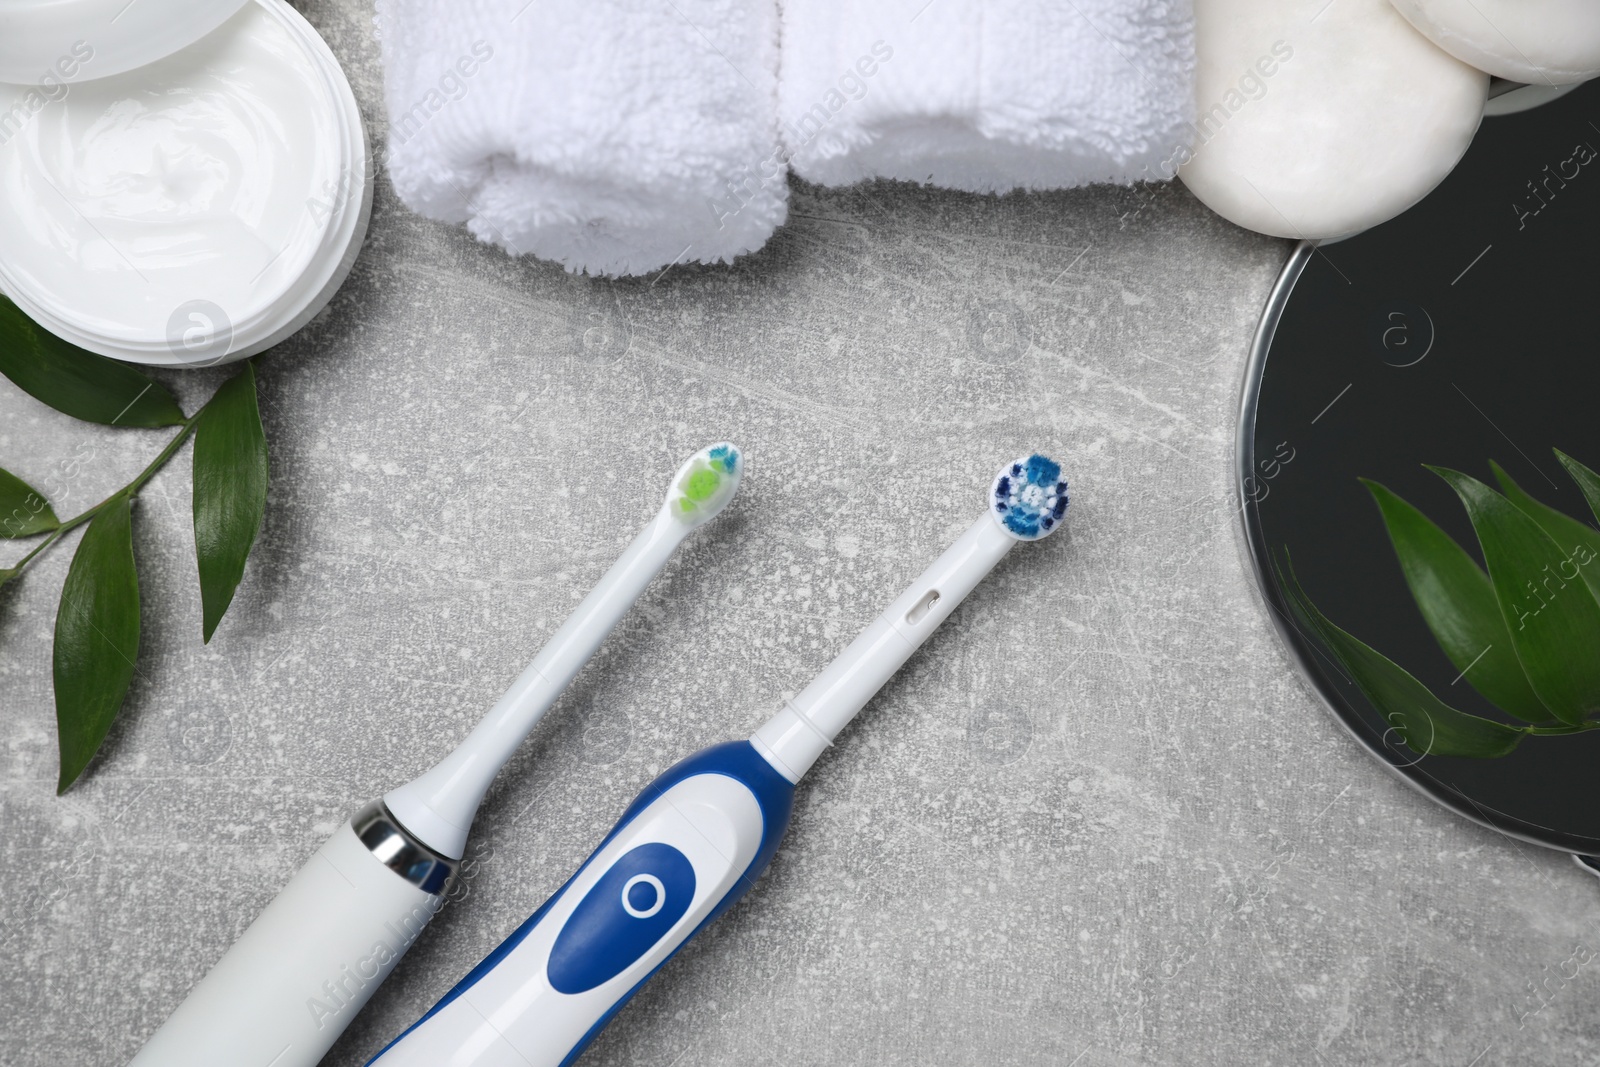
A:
[0,0,250,84]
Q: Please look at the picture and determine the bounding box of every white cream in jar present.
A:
[0,0,369,366]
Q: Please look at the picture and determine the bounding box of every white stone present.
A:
[1180,0,1487,239]
[1390,0,1600,85]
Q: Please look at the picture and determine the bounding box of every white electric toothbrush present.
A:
[365,454,1069,1067]
[128,444,743,1067]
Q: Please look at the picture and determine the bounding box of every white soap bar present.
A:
[1179,0,1486,240]
[1391,0,1600,85]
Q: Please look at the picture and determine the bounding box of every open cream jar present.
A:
[0,0,369,366]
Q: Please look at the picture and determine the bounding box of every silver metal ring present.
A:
[351,800,458,896]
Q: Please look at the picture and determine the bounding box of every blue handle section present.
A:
[364,741,795,1067]
[547,842,696,994]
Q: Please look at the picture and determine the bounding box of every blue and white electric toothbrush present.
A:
[367,454,1070,1067]
[128,445,742,1067]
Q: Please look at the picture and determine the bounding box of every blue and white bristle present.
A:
[992,454,1069,540]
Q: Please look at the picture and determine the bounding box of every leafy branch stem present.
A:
[2,302,269,791]
[1523,721,1600,736]
[6,411,201,576]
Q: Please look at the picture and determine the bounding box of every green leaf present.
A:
[192,362,268,642]
[1279,552,1525,758]
[0,296,184,428]
[1554,449,1600,527]
[1362,479,1549,722]
[1491,460,1600,608]
[0,466,59,538]
[54,495,141,793]
[1431,467,1600,726]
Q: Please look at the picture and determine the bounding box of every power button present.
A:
[547,842,696,994]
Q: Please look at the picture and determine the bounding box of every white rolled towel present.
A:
[777,0,1197,193]
[375,0,786,276]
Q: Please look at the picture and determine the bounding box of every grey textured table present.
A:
[4,4,1599,1065]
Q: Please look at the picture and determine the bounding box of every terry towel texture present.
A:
[375,0,786,276]
[778,0,1196,193]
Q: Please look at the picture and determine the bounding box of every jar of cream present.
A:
[0,0,370,367]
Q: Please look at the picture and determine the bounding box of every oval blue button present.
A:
[547,842,696,994]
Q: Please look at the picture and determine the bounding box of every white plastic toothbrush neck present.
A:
[751,512,1017,783]
[384,508,689,859]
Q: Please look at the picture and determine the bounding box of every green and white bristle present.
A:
[665,443,742,526]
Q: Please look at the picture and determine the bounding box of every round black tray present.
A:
[1238,79,1600,855]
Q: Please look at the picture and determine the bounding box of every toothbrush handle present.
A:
[366,742,795,1067]
[129,804,454,1067]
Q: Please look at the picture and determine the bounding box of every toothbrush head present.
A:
[991,454,1069,540]
[665,443,743,527]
